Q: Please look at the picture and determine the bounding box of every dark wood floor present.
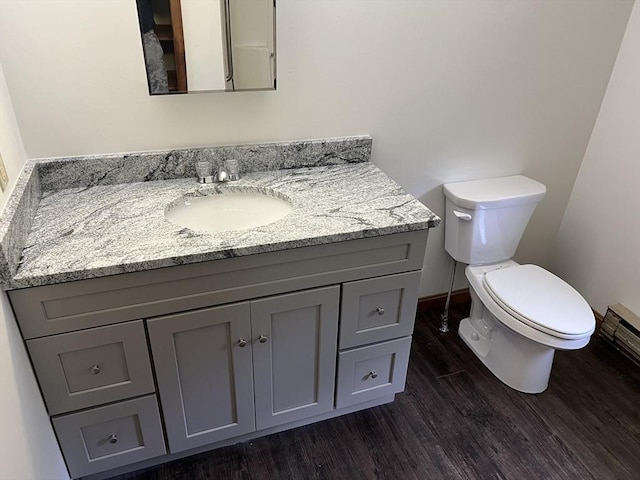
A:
[110,304,640,480]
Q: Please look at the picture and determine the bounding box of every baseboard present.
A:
[417,288,471,313]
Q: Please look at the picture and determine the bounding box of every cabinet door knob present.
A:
[259,335,268,343]
[89,364,101,375]
[238,338,247,347]
[369,370,378,379]
[376,307,385,316]
[108,433,118,444]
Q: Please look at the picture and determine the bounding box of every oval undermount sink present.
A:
[165,189,293,233]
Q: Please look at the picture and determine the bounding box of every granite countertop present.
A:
[0,137,440,289]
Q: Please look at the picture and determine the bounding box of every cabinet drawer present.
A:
[52,395,166,478]
[336,336,412,409]
[340,271,420,349]
[27,320,155,415]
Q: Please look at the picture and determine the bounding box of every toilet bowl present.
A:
[443,175,595,393]
[460,260,594,393]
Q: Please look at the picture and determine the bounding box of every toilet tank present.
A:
[443,175,546,265]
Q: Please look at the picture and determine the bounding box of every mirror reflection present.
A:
[136,0,276,95]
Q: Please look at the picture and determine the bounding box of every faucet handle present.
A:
[224,159,240,181]
[195,160,213,183]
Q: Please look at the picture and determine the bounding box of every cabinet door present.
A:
[147,302,255,453]
[251,286,340,430]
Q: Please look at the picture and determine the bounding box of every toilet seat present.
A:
[483,264,595,339]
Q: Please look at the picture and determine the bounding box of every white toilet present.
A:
[443,175,595,393]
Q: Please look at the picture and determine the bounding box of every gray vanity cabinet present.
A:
[147,286,340,454]
[8,231,429,478]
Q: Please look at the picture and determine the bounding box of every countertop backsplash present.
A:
[35,136,373,191]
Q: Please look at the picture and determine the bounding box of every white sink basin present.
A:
[165,189,293,233]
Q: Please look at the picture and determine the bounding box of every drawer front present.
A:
[340,271,421,349]
[52,395,166,478]
[336,336,412,409]
[27,320,155,415]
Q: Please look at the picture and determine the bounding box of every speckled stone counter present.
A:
[0,136,439,289]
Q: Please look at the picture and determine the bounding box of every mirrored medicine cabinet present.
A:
[136,0,276,95]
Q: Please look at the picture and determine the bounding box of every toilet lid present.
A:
[483,265,595,338]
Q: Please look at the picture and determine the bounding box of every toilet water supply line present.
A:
[439,259,457,333]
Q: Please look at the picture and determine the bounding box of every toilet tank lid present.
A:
[443,175,546,209]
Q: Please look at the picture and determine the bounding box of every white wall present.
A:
[0,0,633,298]
[552,2,640,317]
[0,66,27,211]
[0,64,69,480]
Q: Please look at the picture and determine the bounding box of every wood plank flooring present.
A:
[109,304,640,480]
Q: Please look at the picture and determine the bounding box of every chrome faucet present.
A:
[195,159,240,184]
[216,166,229,182]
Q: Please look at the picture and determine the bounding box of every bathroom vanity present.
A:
[0,137,439,479]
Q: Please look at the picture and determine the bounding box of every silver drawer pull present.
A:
[376,307,385,316]
[259,335,268,344]
[369,370,378,379]
[108,433,118,444]
[89,365,101,375]
[238,338,247,347]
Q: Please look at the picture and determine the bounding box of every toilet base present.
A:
[459,316,555,394]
